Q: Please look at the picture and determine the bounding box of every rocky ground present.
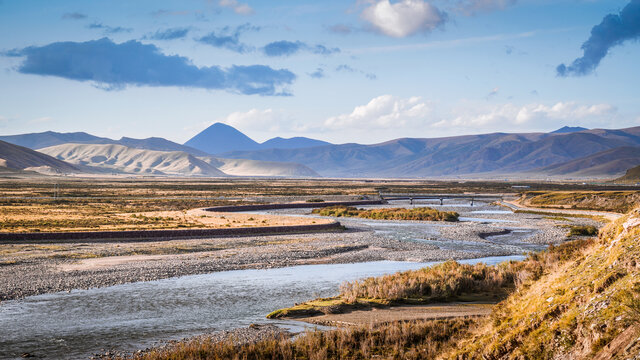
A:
[0,201,600,302]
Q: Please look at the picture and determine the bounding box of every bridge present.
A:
[379,193,505,206]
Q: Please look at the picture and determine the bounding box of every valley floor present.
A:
[0,202,593,301]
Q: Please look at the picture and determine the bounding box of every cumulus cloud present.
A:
[360,0,446,38]
[197,23,259,53]
[263,41,340,57]
[557,0,640,76]
[87,22,132,34]
[145,27,190,40]
[219,0,254,15]
[438,101,616,128]
[4,38,295,96]
[62,12,87,20]
[220,109,311,134]
[324,95,431,129]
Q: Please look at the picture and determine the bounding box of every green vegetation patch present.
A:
[567,225,598,237]
[313,206,459,222]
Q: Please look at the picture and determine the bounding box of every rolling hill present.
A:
[39,143,227,177]
[200,157,319,177]
[615,164,640,183]
[221,126,640,178]
[38,143,319,177]
[260,136,330,150]
[0,140,78,174]
[0,131,208,156]
[538,146,640,177]
[0,131,114,149]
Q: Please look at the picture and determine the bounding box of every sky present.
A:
[0,0,639,145]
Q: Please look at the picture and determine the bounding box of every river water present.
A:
[1,200,532,359]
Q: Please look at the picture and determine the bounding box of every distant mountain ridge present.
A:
[0,140,78,174]
[4,125,639,179]
[0,131,206,156]
[537,146,640,177]
[221,127,640,178]
[0,131,114,149]
[38,143,319,177]
[551,126,589,134]
[183,123,331,155]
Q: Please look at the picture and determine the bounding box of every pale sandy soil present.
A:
[117,208,331,228]
[57,254,193,271]
[295,303,493,327]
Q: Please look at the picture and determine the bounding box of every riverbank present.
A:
[0,200,601,301]
[292,303,493,327]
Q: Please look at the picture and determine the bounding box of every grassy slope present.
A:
[450,209,640,359]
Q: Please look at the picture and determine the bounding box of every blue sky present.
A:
[0,0,638,144]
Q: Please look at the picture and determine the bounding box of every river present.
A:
[1,199,533,359]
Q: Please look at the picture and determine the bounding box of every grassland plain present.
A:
[0,177,636,232]
[128,206,640,360]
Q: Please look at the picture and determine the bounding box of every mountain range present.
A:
[184,123,331,154]
[38,143,318,177]
[221,127,640,178]
[2,124,640,179]
[0,140,78,174]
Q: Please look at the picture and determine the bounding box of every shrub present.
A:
[313,206,459,222]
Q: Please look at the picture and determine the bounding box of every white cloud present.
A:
[324,95,432,129]
[218,0,254,15]
[435,101,617,129]
[219,109,311,134]
[360,0,446,38]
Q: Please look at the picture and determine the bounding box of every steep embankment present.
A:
[450,209,640,359]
